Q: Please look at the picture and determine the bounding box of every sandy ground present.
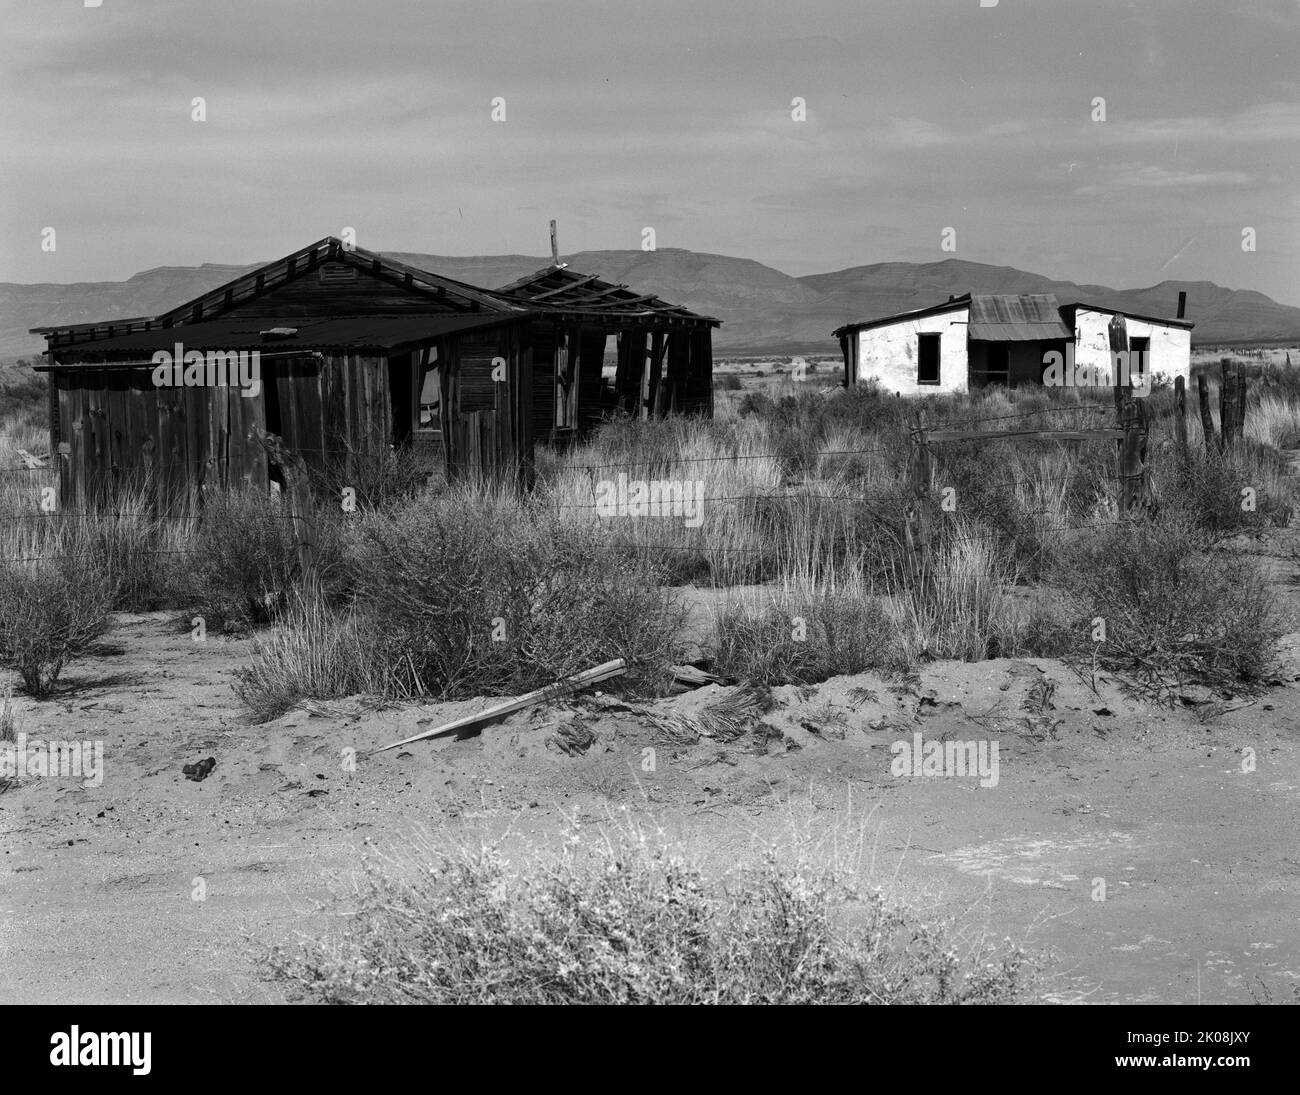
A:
[2,551,1299,1004]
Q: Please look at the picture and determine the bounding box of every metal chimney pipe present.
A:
[1177,291,1187,319]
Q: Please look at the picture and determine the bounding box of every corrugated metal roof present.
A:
[45,313,520,361]
[967,294,1071,341]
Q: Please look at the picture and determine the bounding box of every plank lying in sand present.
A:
[369,659,628,754]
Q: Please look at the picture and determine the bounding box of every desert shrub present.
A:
[236,490,684,716]
[716,373,742,391]
[346,494,682,698]
[0,361,48,420]
[190,490,300,627]
[0,560,113,696]
[1153,445,1291,533]
[1014,597,1074,659]
[306,447,441,512]
[713,587,912,685]
[263,828,1036,1004]
[1048,516,1281,697]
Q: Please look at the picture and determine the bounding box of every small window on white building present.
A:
[918,333,941,385]
[1129,337,1150,385]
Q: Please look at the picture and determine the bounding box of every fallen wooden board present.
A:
[671,664,727,687]
[369,658,627,754]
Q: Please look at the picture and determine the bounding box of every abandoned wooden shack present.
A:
[32,237,721,506]
[494,263,719,442]
[31,237,540,505]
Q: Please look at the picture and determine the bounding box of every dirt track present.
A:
[2,576,1298,1004]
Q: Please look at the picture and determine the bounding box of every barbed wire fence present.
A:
[0,399,1145,578]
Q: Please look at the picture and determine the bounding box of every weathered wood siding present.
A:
[676,329,714,416]
[438,323,533,484]
[577,330,608,431]
[530,323,556,440]
[53,363,268,508]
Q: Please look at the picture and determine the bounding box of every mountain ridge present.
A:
[3,249,1296,360]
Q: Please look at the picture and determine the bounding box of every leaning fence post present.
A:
[1108,314,1133,514]
[1219,359,1235,452]
[1173,375,1189,459]
[1236,372,1249,446]
[905,410,934,592]
[1117,399,1145,515]
[255,429,316,584]
[1197,374,1216,456]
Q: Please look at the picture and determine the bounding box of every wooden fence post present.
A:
[1117,399,1142,514]
[904,410,934,592]
[255,429,316,583]
[1197,374,1216,456]
[1173,375,1188,459]
[1219,359,1237,452]
[1108,314,1134,514]
[1237,372,1249,445]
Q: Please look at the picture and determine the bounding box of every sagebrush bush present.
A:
[0,560,113,696]
[234,489,684,717]
[1048,516,1282,696]
[306,447,441,512]
[1153,445,1292,533]
[347,492,683,697]
[263,827,1036,1004]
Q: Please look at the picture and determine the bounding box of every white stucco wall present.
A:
[1071,308,1191,388]
[854,305,969,395]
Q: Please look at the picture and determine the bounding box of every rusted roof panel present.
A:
[967,294,1071,341]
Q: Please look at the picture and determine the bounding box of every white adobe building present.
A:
[834,292,1193,396]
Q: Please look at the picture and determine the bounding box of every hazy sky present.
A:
[3,0,1297,302]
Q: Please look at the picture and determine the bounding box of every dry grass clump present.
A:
[263,823,1036,1004]
[712,574,911,685]
[902,526,1027,662]
[232,591,393,723]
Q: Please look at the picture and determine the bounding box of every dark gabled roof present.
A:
[34,314,523,368]
[833,294,971,339]
[1059,301,1195,330]
[968,294,1072,341]
[32,237,526,350]
[495,265,720,327]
